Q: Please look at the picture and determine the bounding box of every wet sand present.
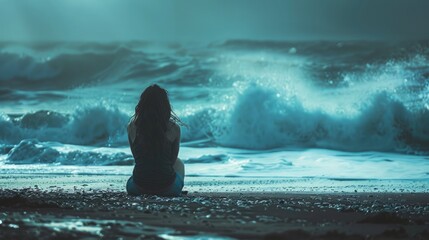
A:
[0,175,428,239]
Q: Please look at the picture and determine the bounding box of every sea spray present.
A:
[182,85,429,153]
[1,40,428,171]
[0,104,129,146]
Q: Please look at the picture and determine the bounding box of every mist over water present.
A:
[0,40,428,179]
[2,0,429,42]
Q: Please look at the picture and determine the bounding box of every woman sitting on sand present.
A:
[126,84,184,196]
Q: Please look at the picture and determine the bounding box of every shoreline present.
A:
[0,174,428,239]
[1,173,428,193]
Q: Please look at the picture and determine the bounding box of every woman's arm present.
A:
[127,119,137,144]
[171,124,181,164]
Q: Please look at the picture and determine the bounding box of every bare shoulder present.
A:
[171,121,181,134]
[127,119,137,143]
[127,119,135,131]
[166,121,180,141]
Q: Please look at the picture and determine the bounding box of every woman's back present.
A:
[126,84,184,196]
[128,120,180,190]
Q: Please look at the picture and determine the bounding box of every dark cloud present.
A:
[1,0,428,42]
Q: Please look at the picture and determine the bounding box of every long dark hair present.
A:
[132,84,180,158]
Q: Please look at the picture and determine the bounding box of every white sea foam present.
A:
[0,104,129,146]
[0,41,428,179]
[181,84,429,154]
[1,82,428,154]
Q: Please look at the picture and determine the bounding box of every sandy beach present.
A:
[2,2,429,239]
[1,174,428,239]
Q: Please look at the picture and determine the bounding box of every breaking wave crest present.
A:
[0,47,182,91]
[5,139,133,165]
[1,85,428,155]
[0,105,129,146]
[181,85,429,154]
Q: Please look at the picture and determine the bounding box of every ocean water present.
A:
[1,40,429,180]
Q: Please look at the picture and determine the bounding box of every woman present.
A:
[126,84,185,196]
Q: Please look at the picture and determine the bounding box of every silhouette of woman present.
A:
[126,84,184,196]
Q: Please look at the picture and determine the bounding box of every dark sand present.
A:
[0,174,428,239]
[1,187,428,239]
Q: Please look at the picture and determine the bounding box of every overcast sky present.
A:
[1,0,428,42]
